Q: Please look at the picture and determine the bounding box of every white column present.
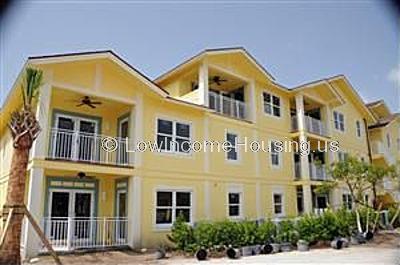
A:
[204,181,211,220]
[133,94,143,167]
[31,70,53,159]
[198,61,209,106]
[302,184,313,214]
[128,176,142,249]
[247,80,257,122]
[23,167,45,258]
[331,187,342,209]
[296,94,310,180]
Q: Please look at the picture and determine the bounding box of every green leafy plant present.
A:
[276,219,298,244]
[256,219,277,244]
[168,215,195,251]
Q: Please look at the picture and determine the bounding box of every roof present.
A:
[368,113,400,129]
[154,47,275,83]
[366,100,384,107]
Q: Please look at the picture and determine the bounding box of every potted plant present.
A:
[239,221,258,256]
[155,245,166,259]
[195,247,208,261]
[276,220,297,252]
[256,219,279,254]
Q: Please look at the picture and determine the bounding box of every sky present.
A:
[1,0,399,110]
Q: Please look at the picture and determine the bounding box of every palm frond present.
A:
[21,67,43,109]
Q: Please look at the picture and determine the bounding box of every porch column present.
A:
[246,80,257,122]
[198,61,209,107]
[296,94,310,180]
[331,187,342,210]
[302,184,313,214]
[132,94,143,167]
[23,167,45,258]
[128,176,142,249]
[31,70,53,159]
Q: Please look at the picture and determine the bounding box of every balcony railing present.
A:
[209,91,246,120]
[371,141,395,165]
[48,128,131,166]
[291,116,328,136]
[42,217,128,251]
[295,162,329,181]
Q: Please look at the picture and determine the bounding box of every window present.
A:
[155,190,192,226]
[387,133,391,148]
[356,120,361,137]
[228,192,241,218]
[342,194,352,210]
[273,193,284,216]
[156,118,191,154]
[270,141,281,167]
[338,151,348,162]
[226,132,238,161]
[333,111,345,131]
[263,92,281,117]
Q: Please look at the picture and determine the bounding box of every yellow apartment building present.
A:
[0,47,392,258]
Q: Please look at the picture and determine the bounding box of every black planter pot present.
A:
[261,244,274,254]
[227,247,241,259]
[331,239,343,249]
[364,231,374,241]
[195,249,208,261]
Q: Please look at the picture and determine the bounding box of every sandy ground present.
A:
[27,231,400,265]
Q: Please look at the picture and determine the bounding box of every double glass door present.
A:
[49,189,94,243]
[53,114,98,162]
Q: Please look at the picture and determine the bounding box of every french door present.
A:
[117,117,129,165]
[48,189,95,247]
[115,190,127,241]
[53,114,98,162]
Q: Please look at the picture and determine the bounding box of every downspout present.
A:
[364,118,373,163]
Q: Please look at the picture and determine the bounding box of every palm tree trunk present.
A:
[0,134,31,265]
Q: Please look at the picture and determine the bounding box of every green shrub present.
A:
[168,215,195,251]
[295,214,319,243]
[237,220,258,246]
[276,219,298,244]
[213,220,242,248]
[256,219,277,244]
[193,221,217,249]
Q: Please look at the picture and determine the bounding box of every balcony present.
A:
[371,141,395,165]
[291,116,328,137]
[209,91,246,120]
[295,162,329,181]
[48,128,131,166]
[42,217,128,251]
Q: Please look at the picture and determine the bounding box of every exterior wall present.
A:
[0,51,391,253]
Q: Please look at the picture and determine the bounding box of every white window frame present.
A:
[333,111,345,132]
[342,193,353,210]
[225,130,240,163]
[272,191,285,217]
[155,117,192,155]
[154,189,193,229]
[270,140,282,168]
[226,185,243,219]
[356,120,362,138]
[262,92,281,118]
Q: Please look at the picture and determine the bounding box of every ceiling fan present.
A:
[76,96,102,109]
[209,76,228,86]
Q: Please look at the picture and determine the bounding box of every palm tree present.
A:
[0,67,43,265]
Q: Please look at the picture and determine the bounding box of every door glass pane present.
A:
[78,120,96,161]
[74,193,92,239]
[120,121,129,138]
[55,117,75,159]
[50,192,70,240]
[118,192,127,217]
[118,120,129,164]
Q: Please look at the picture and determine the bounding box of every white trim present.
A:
[203,116,210,172]
[255,183,261,219]
[272,187,285,218]
[261,91,282,119]
[333,110,345,133]
[131,176,142,247]
[154,115,194,157]
[153,187,195,230]
[224,129,241,164]
[269,140,282,169]
[204,181,211,220]
[226,184,244,220]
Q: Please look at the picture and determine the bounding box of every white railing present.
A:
[209,91,246,120]
[371,141,395,165]
[295,162,329,181]
[48,128,131,166]
[309,163,328,181]
[291,116,328,136]
[42,217,128,251]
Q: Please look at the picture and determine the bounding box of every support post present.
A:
[295,94,310,181]
[302,184,313,214]
[198,61,209,107]
[128,176,142,249]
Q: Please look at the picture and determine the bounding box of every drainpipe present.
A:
[364,118,373,163]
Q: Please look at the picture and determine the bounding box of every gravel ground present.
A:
[28,231,400,265]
